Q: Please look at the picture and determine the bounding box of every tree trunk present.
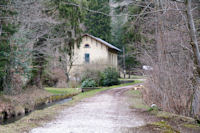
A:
[123,47,126,79]
[33,66,43,89]
[65,72,70,82]
[3,67,13,94]
[30,37,47,89]
[185,0,200,119]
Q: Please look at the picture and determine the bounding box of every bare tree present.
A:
[185,0,200,119]
[119,0,200,118]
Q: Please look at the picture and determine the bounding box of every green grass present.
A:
[72,81,142,103]
[45,87,80,95]
[119,75,146,80]
[131,75,146,79]
[119,78,135,81]
[119,80,143,86]
[45,80,142,95]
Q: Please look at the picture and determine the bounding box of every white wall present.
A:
[70,35,118,77]
[73,36,109,65]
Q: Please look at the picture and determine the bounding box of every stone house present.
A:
[70,34,121,78]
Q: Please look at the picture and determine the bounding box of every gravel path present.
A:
[30,85,145,133]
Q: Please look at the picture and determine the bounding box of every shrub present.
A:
[81,79,97,88]
[81,67,120,87]
[81,69,101,85]
[100,67,120,86]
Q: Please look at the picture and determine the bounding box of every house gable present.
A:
[82,34,121,53]
[72,34,120,69]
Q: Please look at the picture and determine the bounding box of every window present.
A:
[84,44,90,48]
[85,53,90,63]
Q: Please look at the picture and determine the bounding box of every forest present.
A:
[0,0,200,128]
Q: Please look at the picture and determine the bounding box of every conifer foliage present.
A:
[85,0,112,43]
[0,0,17,92]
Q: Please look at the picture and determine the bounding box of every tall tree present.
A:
[84,0,111,42]
[116,4,143,74]
[185,0,200,120]
[49,0,86,82]
[0,0,17,94]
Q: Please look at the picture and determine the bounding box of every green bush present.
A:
[81,67,120,87]
[100,67,120,86]
[81,69,102,85]
[81,78,97,88]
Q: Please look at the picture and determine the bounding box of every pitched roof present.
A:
[83,34,121,52]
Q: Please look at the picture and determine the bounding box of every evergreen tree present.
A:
[0,0,17,92]
[85,0,111,42]
[115,4,143,72]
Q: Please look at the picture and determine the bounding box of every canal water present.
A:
[0,97,72,125]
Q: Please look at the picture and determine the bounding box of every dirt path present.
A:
[30,85,145,133]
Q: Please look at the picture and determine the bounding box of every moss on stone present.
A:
[156,112,174,119]
[183,124,200,129]
[151,121,180,133]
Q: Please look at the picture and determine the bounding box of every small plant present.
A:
[81,79,97,88]
[148,104,159,112]
[100,67,120,86]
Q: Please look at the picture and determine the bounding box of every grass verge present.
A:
[119,75,146,80]
[126,86,200,133]
[126,89,149,110]
[118,80,143,86]
[0,81,140,133]
[45,87,80,95]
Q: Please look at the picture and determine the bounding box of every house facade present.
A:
[70,34,121,77]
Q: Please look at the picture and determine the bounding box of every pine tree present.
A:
[115,4,143,72]
[0,0,17,92]
[85,0,111,42]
